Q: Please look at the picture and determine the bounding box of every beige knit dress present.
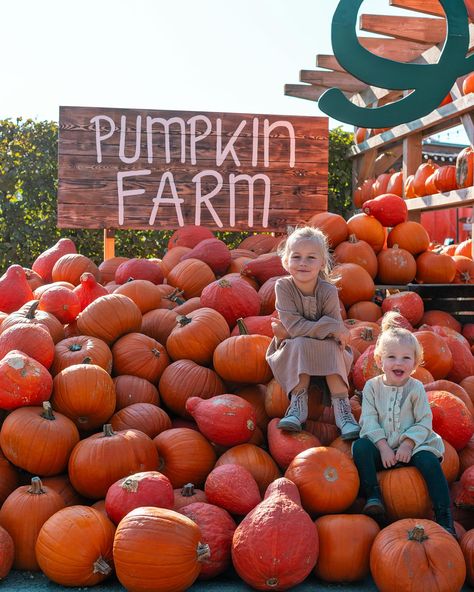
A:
[266,276,353,399]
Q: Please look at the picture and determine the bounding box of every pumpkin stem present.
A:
[348,234,358,244]
[236,318,249,335]
[25,300,40,319]
[41,401,56,421]
[81,357,93,365]
[217,279,231,288]
[168,288,186,305]
[196,542,211,562]
[266,578,279,588]
[28,476,46,495]
[151,348,161,358]
[69,343,83,352]
[176,315,192,327]
[126,277,135,283]
[360,327,374,341]
[181,483,196,497]
[408,524,428,542]
[93,557,112,576]
[102,424,115,438]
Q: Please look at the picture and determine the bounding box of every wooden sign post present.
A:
[58,106,329,257]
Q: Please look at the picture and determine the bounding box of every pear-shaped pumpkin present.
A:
[0,265,34,314]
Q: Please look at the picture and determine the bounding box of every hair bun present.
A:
[380,311,405,332]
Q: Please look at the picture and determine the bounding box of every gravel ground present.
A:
[3,569,471,592]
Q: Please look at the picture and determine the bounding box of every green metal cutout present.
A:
[318,0,474,128]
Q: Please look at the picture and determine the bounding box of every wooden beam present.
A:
[406,186,474,212]
[284,84,329,101]
[359,37,431,61]
[103,229,115,260]
[374,144,404,176]
[359,15,446,44]
[299,70,367,93]
[389,0,445,18]
[390,0,474,22]
[349,91,474,157]
[315,55,345,73]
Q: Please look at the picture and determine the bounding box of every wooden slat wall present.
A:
[58,106,328,232]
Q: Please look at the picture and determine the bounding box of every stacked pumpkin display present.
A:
[0,225,472,591]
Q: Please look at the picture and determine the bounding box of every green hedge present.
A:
[0,119,353,273]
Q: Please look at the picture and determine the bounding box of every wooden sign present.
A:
[58,106,328,232]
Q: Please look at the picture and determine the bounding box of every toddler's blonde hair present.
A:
[374,311,423,366]
[278,226,333,281]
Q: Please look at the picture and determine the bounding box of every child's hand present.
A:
[379,445,397,469]
[395,441,414,464]
[332,326,350,349]
[271,318,290,341]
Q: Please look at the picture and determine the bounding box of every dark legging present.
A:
[352,437,451,510]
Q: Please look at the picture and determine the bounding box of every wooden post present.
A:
[103,229,115,261]
[403,132,422,220]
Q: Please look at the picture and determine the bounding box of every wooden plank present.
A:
[103,229,115,260]
[315,55,345,73]
[349,93,474,157]
[391,0,474,21]
[374,144,404,176]
[359,37,431,60]
[403,131,422,185]
[299,71,367,93]
[406,187,474,213]
[389,0,445,17]
[359,15,446,44]
[284,84,331,102]
[58,106,328,232]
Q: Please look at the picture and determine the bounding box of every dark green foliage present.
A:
[0,119,352,273]
[328,127,354,217]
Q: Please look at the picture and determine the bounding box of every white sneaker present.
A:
[277,389,308,432]
[332,397,361,441]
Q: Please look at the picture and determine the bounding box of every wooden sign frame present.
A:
[58,106,328,234]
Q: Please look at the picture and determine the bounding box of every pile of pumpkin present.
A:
[0,224,472,591]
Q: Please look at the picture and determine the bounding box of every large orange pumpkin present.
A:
[333,235,378,279]
[284,446,359,515]
[346,213,386,253]
[330,263,375,308]
[378,466,431,521]
[114,506,209,592]
[387,220,430,255]
[415,251,456,284]
[36,506,115,587]
[370,519,466,592]
[307,211,348,248]
[112,332,170,383]
[414,331,453,380]
[166,258,215,299]
[377,246,416,284]
[314,514,379,582]
[68,424,159,499]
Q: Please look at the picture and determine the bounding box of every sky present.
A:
[1,0,467,143]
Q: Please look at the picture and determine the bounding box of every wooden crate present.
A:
[377,284,474,325]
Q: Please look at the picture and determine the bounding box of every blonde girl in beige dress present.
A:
[266,226,360,439]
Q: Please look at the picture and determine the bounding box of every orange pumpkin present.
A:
[314,514,379,582]
[52,254,101,286]
[333,234,378,279]
[166,258,215,299]
[110,403,172,438]
[307,211,348,248]
[370,519,465,592]
[378,466,431,521]
[415,331,453,379]
[166,307,230,365]
[112,332,170,383]
[159,359,225,418]
[114,279,162,313]
[285,446,359,515]
[153,427,216,488]
[113,375,160,410]
[76,294,142,345]
[52,335,112,376]
[97,256,129,284]
[0,402,79,477]
[330,263,375,308]
[415,251,456,284]
[413,160,439,197]
[36,506,115,587]
[68,424,159,499]
[0,477,66,570]
[346,213,386,253]
[114,507,209,592]
[387,220,430,255]
[376,246,416,284]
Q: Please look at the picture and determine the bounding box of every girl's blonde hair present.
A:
[278,226,333,281]
[374,311,423,366]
